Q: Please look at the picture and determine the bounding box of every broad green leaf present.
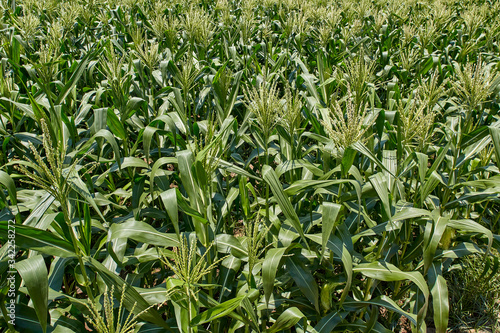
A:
[55,49,97,104]
[369,173,391,220]
[457,130,491,168]
[0,170,17,205]
[218,255,242,301]
[106,108,127,140]
[262,165,306,242]
[150,157,178,191]
[314,311,348,333]
[344,296,417,326]
[321,202,341,257]
[445,190,500,209]
[435,242,484,260]
[197,290,248,324]
[423,214,449,274]
[125,97,145,118]
[22,193,55,227]
[160,188,179,236]
[457,175,500,190]
[16,255,49,333]
[215,234,247,258]
[391,206,432,221]
[307,233,352,305]
[268,307,306,333]
[84,256,170,329]
[448,219,493,251]
[382,150,397,192]
[143,126,160,163]
[0,222,75,257]
[109,220,180,247]
[50,312,87,333]
[415,152,428,187]
[287,256,319,312]
[135,286,170,305]
[0,97,35,119]
[421,171,444,205]
[352,142,394,177]
[275,159,324,177]
[353,262,429,298]
[195,117,235,164]
[341,147,357,177]
[10,304,49,333]
[93,129,122,168]
[284,179,362,202]
[91,107,107,133]
[490,126,500,168]
[428,263,449,333]
[335,319,392,333]
[263,247,287,305]
[240,296,260,332]
[190,295,245,326]
[174,188,208,224]
[48,257,71,291]
[110,157,149,172]
[428,140,452,175]
[177,150,201,212]
[65,168,106,222]
[218,159,261,180]
[353,261,429,326]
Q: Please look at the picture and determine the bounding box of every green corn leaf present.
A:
[177,150,201,211]
[22,192,55,227]
[48,257,71,291]
[428,263,449,333]
[275,159,324,178]
[16,255,49,333]
[369,173,392,220]
[0,170,17,206]
[55,48,98,105]
[65,168,106,222]
[353,262,429,297]
[10,304,50,333]
[344,296,417,326]
[268,307,306,333]
[262,247,287,305]
[190,295,246,326]
[352,142,394,177]
[262,165,306,242]
[215,234,248,258]
[353,261,429,326]
[307,233,352,306]
[160,188,180,236]
[336,319,393,333]
[321,202,341,258]
[84,256,171,330]
[341,147,357,177]
[218,255,242,301]
[110,157,149,172]
[448,219,493,251]
[93,129,122,168]
[423,213,449,274]
[313,310,348,333]
[109,220,180,247]
[106,108,127,140]
[490,126,500,168]
[287,256,320,312]
[0,222,75,257]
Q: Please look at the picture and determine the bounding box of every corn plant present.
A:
[0,0,500,332]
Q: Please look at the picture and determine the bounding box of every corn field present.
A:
[1,0,500,331]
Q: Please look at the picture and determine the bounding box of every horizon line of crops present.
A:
[1,0,500,332]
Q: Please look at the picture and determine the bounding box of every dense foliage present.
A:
[1,0,500,331]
